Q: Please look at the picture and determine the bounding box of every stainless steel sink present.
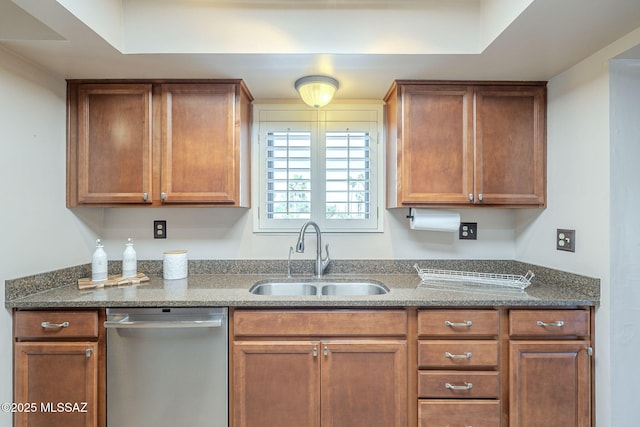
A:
[249,282,317,296]
[249,279,389,296]
[320,282,388,296]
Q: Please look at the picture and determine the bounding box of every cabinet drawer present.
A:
[418,371,499,398]
[509,309,589,337]
[418,400,500,426]
[418,340,498,368]
[234,309,407,337]
[418,309,498,337]
[14,311,99,340]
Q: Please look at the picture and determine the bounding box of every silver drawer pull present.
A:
[445,320,473,327]
[85,348,93,358]
[41,321,70,329]
[445,382,473,391]
[445,351,472,359]
[536,320,565,327]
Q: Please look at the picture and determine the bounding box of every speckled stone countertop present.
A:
[5,259,600,309]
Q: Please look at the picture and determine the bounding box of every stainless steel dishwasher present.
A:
[105,307,228,427]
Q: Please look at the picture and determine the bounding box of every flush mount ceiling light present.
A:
[295,75,340,108]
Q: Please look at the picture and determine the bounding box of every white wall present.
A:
[96,207,516,261]
[515,26,640,427]
[609,58,640,426]
[0,47,101,427]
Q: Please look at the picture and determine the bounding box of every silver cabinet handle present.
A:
[478,193,483,201]
[468,193,474,201]
[313,346,318,357]
[85,348,93,358]
[445,320,473,327]
[445,351,472,359]
[161,192,167,200]
[41,321,69,329]
[104,315,223,329]
[143,192,148,201]
[536,320,565,327]
[445,382,473,391]
[323,346,329,356]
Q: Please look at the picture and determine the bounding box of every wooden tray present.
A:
[78,272,150,290]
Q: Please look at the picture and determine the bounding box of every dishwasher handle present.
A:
[104,315,223,329]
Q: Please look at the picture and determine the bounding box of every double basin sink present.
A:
[250,279,389,296]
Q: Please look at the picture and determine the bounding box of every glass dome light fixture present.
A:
[294,75,340,108]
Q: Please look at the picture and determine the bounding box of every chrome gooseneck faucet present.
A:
[295,221,330,277]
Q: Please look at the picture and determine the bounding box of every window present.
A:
[253,104,384,232]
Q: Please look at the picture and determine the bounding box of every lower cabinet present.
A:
[508,309,593,427]
[417,309,501,427]
[11,306,593,427]
[233,341,320,427]
[13,309,105,427]
[231,309,408,427]
[14,342,98,427]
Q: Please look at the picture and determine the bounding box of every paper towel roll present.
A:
[409,208,460,232]
[163,250,188,280]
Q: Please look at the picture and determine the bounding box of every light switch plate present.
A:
[556,229,575,252]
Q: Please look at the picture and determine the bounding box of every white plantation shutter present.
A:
[254,104,383,233]
[325,130,371,220]
[266,130,312,219]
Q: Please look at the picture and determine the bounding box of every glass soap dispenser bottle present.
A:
[122,238,137,278]
[92,239,108,282]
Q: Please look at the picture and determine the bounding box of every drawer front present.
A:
[418,340,498,368]
[418,371,499,399]
[509,309,589,337]
[233,309,407,337]
[14,311,99,340]
[418,309,499,337]
[419,400,500,426]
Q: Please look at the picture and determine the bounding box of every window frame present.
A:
[252,102,385,233]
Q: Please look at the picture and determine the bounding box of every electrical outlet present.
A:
[459,222,477,240]
[154,220,167,239]
[556,229,575,252]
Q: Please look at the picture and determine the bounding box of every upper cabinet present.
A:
[67,80,253,207]
[385,81,546,208]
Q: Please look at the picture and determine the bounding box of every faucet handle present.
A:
[322,244,331,272]
[287,246,294,278]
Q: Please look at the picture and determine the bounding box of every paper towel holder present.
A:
[406,208,414,220]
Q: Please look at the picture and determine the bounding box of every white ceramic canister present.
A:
[163,250,188,280]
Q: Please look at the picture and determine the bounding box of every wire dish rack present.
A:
[414,264,535,290]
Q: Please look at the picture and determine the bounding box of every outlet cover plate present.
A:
[557,229,575,252]
[154,220,167,239]
[459,222,477,240]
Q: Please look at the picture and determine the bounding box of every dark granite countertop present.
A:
[5,259,600,309]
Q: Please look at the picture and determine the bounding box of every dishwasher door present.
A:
[105,307,228,427]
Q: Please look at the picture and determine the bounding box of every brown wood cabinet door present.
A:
[233,341,321,427]
[75,84,153,204]
[398,84,474,205]
[14,342,98,427]
[509,341,591,427]
[474,86,546,206]
[161,83,239,204]
[321,340,407,427]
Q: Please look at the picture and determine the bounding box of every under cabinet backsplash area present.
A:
[5,259,599,304]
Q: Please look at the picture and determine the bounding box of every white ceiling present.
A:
[2,0,640,100]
